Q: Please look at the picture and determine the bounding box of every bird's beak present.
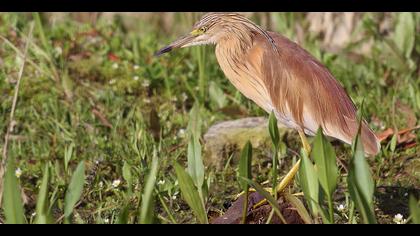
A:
[155,32,198,57]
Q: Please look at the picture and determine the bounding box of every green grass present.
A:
[0,12,419,224]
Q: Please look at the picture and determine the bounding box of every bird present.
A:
[156,12,380,194]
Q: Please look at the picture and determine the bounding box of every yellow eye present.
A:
[199,27,207,33]
[191,27,207,36]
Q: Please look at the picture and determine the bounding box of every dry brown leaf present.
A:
[377,128,394,143]
[92,108,112,128]
[377,125,419,151]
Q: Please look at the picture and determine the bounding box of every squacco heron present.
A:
[156,13,380,196]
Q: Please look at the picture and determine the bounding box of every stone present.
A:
[203,117,287,169]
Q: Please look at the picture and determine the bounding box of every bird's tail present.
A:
[340,116,381,156]
[360,122,381,156]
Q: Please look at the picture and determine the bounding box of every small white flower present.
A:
[172,195,177,200]
[157,180,165,185]
[141,79,150,87]
[112,179,121,188]
[337,204,346,212]
[393,213,406,224]
[112,63,119,69]
[104,218,109,223]
[133,65,140,70]
[143,98,151,104]
[177,129,186,138]
[15,168,22,178]
[181,92,188,101]
[98,181,104,188]
[54,46,63,56]
[133,76,139,81]
[31,212,37,217]
[109,79,117,85]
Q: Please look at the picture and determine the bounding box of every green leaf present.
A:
[174,162,208,224]
[117,205,130,224]
[268,111,280,148]
[64,161,85,219]
[312,128,338,222]
[238,141,253,191]
[64,143,74,173]
[312,128,338,196]
[348,133,377,224]
[390,133,397,153]
[394,13,415,58]
[187,135,205,190]
[122,161,132,194]
[186,102,202,140]
[2,156,26,224]
[268,111,280,195]
[238,141,252,224]
[139,154,159,224]
[35,164,52,224]
[298,151,320,215]
[209,81,227,109]
[409,195,420,224]
[284,192,312,224]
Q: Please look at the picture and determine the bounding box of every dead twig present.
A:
[0,22,34,207]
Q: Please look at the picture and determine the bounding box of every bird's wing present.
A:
[248,32,380,155]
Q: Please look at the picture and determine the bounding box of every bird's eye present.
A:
[199,27,207,33]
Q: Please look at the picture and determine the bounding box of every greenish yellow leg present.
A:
[234,186,272,200]
[253,130,311,209]
[299,130,312,155]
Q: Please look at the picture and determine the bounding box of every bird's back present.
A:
[216,31,380,155]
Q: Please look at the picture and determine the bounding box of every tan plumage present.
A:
[156,13,380,155]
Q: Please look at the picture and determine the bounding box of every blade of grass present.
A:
[348,132,377,224]
[284,192,313,224]
[139,154,159,224]
[268,111,280,198]
[117,205,129,224]
[174,162,208,224]
[32,13,59,81]
[409,195,420,224]
[238,141,252,224]
[312,128,338,222]
[64,143,74,174]
[34,164,52,224]
[187,135,204,194]
[298,149,320,216]
[2,156,26,224]
[64,161,85,223]
[122,161,133,195]
[156,190,177,224]
[186,102,202,140]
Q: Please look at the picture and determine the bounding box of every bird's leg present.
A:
[275,130,311,193]
[234,185,271,200]
[298,130,312,155]
[252,130,311,209]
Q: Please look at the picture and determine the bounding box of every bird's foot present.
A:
[235,159,302,209]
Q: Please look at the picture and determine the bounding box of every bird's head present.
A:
[155,13,276,56]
